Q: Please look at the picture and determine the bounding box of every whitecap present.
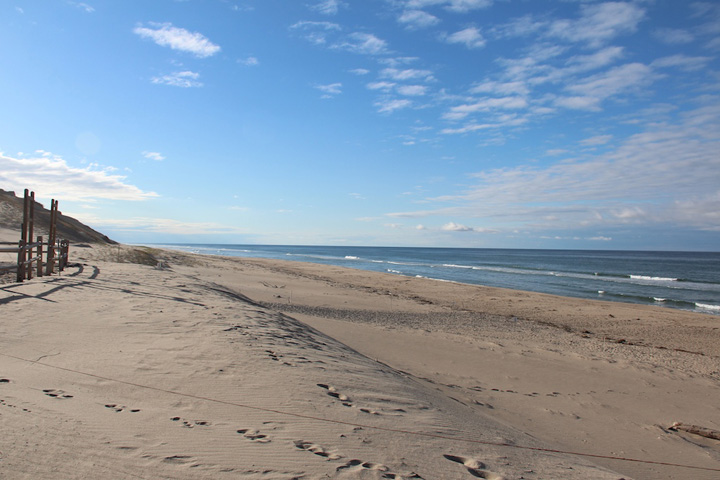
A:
[696,303,720,312]
[630,275,678,282]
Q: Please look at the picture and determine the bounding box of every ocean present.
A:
[151,244,720,315]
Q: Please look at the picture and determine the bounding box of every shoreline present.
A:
[148,243,720,317]
[1,242,719,479]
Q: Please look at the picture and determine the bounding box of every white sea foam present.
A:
[443,264,473,269]
[696,303,720,312]
[653,297,666,302]
[345,256,360,260]
[598,290,605,294]
[630,275,678,282]
[387,269,401,274]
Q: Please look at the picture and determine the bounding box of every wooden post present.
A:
[19,189,29,281]
[16,239,25,282]
[27,191,35,280]
[46,200,57,276]
[36,235,43,278]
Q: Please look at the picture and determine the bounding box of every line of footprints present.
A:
[34,384,505,478]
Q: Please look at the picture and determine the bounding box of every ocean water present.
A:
[151,244,720,315]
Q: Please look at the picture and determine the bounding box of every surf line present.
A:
[2,351,718,473]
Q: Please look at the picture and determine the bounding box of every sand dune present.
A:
[1,243,719,479]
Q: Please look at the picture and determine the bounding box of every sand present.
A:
[1,242,719,479]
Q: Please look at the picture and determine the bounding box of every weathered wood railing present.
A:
[0,189,69,282]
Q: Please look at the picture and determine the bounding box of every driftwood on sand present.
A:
[669,422,720,441]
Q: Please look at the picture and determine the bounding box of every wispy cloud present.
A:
[142,151,166,161]
[315,82,342,98]
[134,22,220,57]
[445,26,485,48]
[547,2,645,47]
[310,0,344,15]
[579,135,613,146]
[559,63,657,109]
[651,54,712,71]
[152,71,203,88]
[0,152,157,201]
[375,98,412,113]
[290,20,342,45]
[334,32,389,55]
[397,85,428,96]
[391,100,720,233]
[380,67,434,81]
[71,214,245,235]
[443,96,527,120]
[404,0,493,13]
[653,27,695,45]
[238,56,259,66]
[69,1,94,13]
[398,9,440,29]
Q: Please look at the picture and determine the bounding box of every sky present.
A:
[1,0,719,251]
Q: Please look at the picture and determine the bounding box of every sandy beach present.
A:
[1,242,719,479]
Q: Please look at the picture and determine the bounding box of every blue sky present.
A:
[1,0,719,250]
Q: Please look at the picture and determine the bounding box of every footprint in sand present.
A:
[237,428,271,443]
[162,455,194,465]
[443,454,506,479]
[317,383,352,406]
[336,459,389,473]
[43,389,73,399]
[170,417,210,428]
[105,403,140,413]
[294,440,343,460]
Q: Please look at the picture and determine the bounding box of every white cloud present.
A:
[548,2,645,46]
[564,63,657,106]
[440,114,528,134]
[311,0,344,15]
[367,81,396,92]
[290,20,342,45]
[398,10,440,29]
[651,54,712,71]
[375,98,412,113]
[134,23,220,58]
[350,68,370,75]
[653,28,695,45]
[239,56,259,66]
[443,96,528,120]
[445,27,485,48]
[380,67,434,81]
[315,82,342,97]
[142,151,166,161]
[0,152,157,201]
[490,15,546,38]
[405,0,493,13]
[390,100,720,233]
[71,214,245,235]
[70,2,95,13]
[441,222,473,231]
[553,95,600,111]
[151,71,203,88]
[334,32,389,55]
[397,85,428,96]
[566,46,624,72]
[470,80,529,96]
[579,135,613,146]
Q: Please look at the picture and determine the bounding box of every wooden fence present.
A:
[0,189,69,282]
